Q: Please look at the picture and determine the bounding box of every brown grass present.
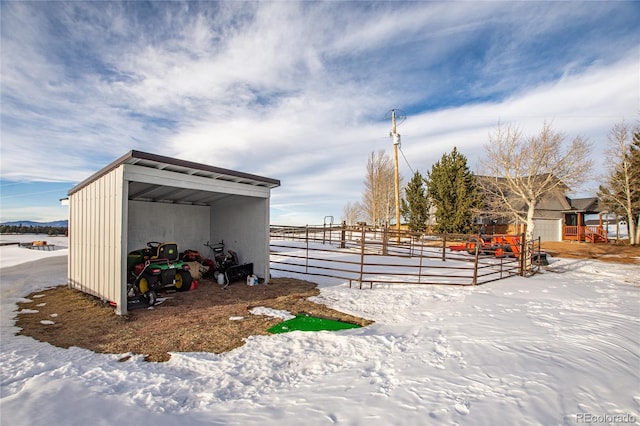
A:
[15,277,373,362]
[13,242,639,362]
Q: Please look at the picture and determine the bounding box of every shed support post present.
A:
[117,170,129,315]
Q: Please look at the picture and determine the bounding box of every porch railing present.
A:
[563,225,608,243]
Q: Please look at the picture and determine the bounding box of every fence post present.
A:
[322,223,326,245]
[536,236,542,272]
[359,224,366,287]
[382,224,388,256]
[418,239,424,284]
[305,225,309,274]
[341,221,346,248]
[441,233,447,261]
[519,232,526,276]
[472,241,480,285]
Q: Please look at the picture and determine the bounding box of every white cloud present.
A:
[1,1,638,223]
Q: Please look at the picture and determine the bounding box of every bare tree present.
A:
[598,121,639,245]
[479,122,592,242]
[362,150,399,226]
[342,201,363,226]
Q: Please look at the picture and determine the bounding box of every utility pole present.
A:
[391,110,401,239]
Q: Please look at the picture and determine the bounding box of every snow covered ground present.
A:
[0,236,638,425]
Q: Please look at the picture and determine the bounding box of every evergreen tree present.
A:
[401,171,429,232]
[427,147,482,234]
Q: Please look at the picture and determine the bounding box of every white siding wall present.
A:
[128,200,210,252]
[210,195,271,281]
[68,166,126,313]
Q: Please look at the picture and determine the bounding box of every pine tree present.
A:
[427,147,482,234]
[401,171,429,232]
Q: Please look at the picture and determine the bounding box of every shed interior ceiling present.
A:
[125,155,279,206]
[128,181,230,206]
[128,157,275,188]
[69,150,279,199]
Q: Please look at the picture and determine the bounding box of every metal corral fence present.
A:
[270,224,538,288]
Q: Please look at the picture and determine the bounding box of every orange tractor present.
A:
[450,234,522,258]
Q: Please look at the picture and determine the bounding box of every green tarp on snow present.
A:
[267,314,362,334]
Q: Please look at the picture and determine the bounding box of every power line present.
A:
[398,145,415,175]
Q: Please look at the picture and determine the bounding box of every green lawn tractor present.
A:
[127,241,192,306]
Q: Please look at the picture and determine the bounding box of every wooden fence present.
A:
[270,224,531,287]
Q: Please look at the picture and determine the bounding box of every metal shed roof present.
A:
[68,150,280,205]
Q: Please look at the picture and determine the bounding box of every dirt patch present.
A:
[540,241,640,264]
[15,278,373,362]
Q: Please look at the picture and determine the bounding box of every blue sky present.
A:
[1,1,638,225]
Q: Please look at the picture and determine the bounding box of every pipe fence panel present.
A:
[270,224,525,287]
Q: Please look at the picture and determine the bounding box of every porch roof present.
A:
[564,197,600,213]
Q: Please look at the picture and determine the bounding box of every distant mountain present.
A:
[1,220,68,228]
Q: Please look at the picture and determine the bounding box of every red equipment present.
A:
[450,234,522,258]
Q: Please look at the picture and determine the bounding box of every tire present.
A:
[174,269,192,292]
[137,276,151,294]
[143,290,157,306]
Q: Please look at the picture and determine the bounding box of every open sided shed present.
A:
[67,150,280,314]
